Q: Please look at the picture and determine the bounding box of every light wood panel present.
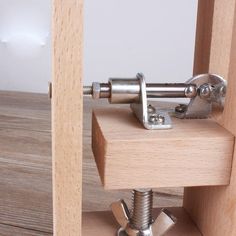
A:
[83,98,183,211]
[193,0,215,75]
[52,0,83,235]
[82,207,201,236]
[184,0,236,235]
[92,107,234,189]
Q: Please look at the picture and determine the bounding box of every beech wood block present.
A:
[92,108,234,189]
[82,207,201,236]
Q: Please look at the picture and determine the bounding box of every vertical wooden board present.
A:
[193,0,215,75]
[184,0,236,235]
[52,0,83,235]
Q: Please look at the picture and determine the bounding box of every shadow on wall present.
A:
[0,0,51,93]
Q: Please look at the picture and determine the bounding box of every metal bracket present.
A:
[175,74,226,119]
[131,73,226,130]
[130,73,172,130]
[83,73,226,130]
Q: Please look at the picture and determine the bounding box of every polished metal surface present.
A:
[175,74,226,119]
[83,85,93,95]
[109,78,140,103]
[111,189,176,236]
[83,81,197,102]
[149,114,165,124]
[152,209,177,236]
[92,82,101,99]
[130,74,172,130]
[130,189,153,230]
[83,73,226,129]
[111,200,130,229]
[146,83,196,98]
[100,83,111,98]
[184,84,197,98]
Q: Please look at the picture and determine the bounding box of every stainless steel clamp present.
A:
[84,73,226,129]
[111,189,177,236]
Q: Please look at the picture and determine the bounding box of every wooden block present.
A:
[92,108,234,189]
[82,207,201,236]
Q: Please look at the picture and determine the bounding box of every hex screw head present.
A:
[175,104,187,113]
[149,114,165,124]
[199,83,212,99]
[185,84,197,98]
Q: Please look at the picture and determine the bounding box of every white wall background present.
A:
[0,0,197,93]
[0,0,51,93]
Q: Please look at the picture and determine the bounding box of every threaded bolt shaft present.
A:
[83,86,93,95]
[130,189,153,230]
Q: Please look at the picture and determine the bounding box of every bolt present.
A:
[147,104,156,113]
[199,83,212,99]
[130,189,153,230]
[175,104,187,113]
[111,189,177,236]
[83,86,93,95]
[149,114,165,124]
[185,84,197,98]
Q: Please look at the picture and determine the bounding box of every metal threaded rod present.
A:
[83,86,93,95]
[130,189,153,230]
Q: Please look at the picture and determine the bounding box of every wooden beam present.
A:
[193,0,215,75]
[92,108,234,190]
[184,0,236,235]
[52,0,83,235]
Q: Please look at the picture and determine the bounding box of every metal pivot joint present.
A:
[83,73,226,129]
[111,189,177,236]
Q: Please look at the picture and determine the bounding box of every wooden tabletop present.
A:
[0,91,183,234]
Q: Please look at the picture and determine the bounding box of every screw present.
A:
[130,189,153,230]
[185,84,197,98]
[83,85,93,95]
[147,104,156,113]
[111,189,177,236]
[175,104,187,113]
[199,83,212,99]
[149,114,165,124]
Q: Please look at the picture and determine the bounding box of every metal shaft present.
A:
[83,80,197,104]
[83,86,93,95]
[130,189,153,230]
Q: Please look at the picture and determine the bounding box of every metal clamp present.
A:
[174,73,226,119]
[111,189,177,236]
[130,74,172,130]
[83,73,226,130]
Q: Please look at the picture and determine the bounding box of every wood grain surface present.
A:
[92,107,234,189]
[193,0,215,75]
[52,0,84,235]
[0,223,52,236]
[0,92,183,234]
[0,91,52,234]
[184,1,236,235]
